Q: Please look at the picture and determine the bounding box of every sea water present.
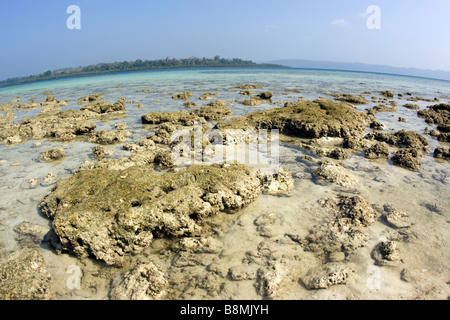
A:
[0,68,449,300]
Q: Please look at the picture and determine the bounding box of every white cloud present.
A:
[330,19,349,27]
[264,24,279,31]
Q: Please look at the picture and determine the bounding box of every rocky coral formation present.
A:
[236,99,262,107]
[403,103,420,110]
[255,258,292,299]
[40,164,294,266]
[142,110,205,126]
[364,142,390,159]
[260,167,295,195]
[418,103,450,126]
[365,130,429,170]
[298,196,376,261]
[391,148,422,171]
[90,123,132,145]
[371,241,402,266]
[191,105,233,122]
[255,92,273,100]
[330,93,369,105]
[0,248,52,300]
[183,101,199,109]
[418,103,450,142]
[92,146,115,160]
[172,91,193,100]
[199,93,219,100]
[0,96,126,146]
[370,104,398,113]
[380,90,394,98]
[13,221,50,248]
[381,204,412,229]
[301,263,355,289]
[233,84,263,89]
[109,262,169,300]
[142,105,232,126]
[313,161,358,187]
[369,120,386,130]
[39,147,65,162]
[239,90,253,96]
[434,147,450,160]
[216,98,370,140]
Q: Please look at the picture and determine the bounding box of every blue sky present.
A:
[1,0,450,80]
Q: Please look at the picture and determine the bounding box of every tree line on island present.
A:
[0,57,284,87]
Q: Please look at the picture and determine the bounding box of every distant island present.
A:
[0,57,284,87]
[270,59,450,82]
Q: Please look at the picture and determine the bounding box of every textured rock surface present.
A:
[216,98,370,139]
[0,97,125,146]
[40,164,293,266]
[0,248,52,300]
[300,196,376,261]
[313,162,358,187]
[40,147,65,162]
[364,142,390,159]
[417,103,449,126]
[109,262,168,300]
[301,263,355,289]
[172,91,193,100]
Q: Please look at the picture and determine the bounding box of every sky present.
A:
[1,0,450,80]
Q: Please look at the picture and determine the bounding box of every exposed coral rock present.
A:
[391,148,422,171]
[380,90,394,98]
[90,124,132,145]
[0,248,52,300]
[370,120,386,130]
[41,172,58,187]
[330,93,370,105]
[199,93,219,100]
[365,130,429,152]
[255,259,292,299]
[256,92,273,100]
[92,146,115,160]
[13,221,49,248]
[0,96,125,146]
[313,162,357,187]
[40,147,65,162]
[142,105,232,126]
[217,98,370,140]
[301,263,355,289]
[417,103,450,125]
[300,196,376,260]
[191,105,233,122]
[382,204,412,229]
[371,241,402,266]
[236,99,262,107]
[172,237,223,254]
[364,142,390,159]
[233,84,263,89]
[172,91,193,100]
[40,164,292,266]
[434,147,450,160]
[260,167,295,195]
[109,262,168,300]
[371,104,398,113]
[142,110,205,126]
[239,90,253,96]
[403,103,420,110]
[183,101,199,109]
[365,130,429,170]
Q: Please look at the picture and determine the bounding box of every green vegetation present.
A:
[0,57,285,87]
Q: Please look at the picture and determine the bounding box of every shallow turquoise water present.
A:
[0,67,449,300]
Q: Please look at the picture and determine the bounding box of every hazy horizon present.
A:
[2,0,450,80]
